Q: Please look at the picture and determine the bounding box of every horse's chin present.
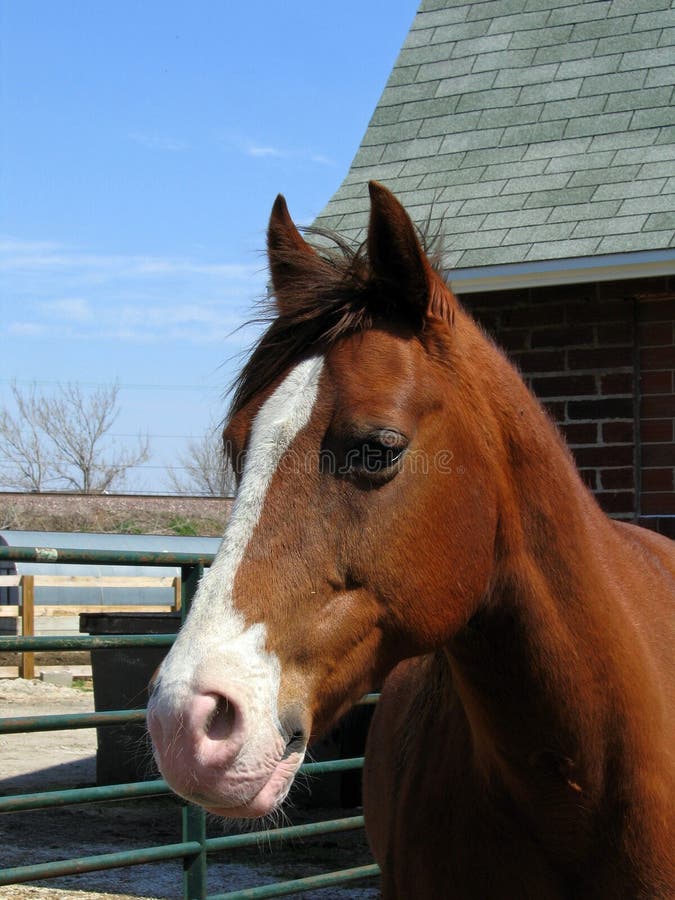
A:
[199,748,305,820]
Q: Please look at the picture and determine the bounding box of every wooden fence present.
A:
[0,574,181,678]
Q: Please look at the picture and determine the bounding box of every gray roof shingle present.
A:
[315,0,675,277]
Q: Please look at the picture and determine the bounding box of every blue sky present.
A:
[0,0,416,492]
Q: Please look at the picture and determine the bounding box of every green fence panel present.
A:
[0,546,216,567]
[0,634,176,651]
[0,546,380,899]
[0,708,147,734]
[180,562,210,900]
[0,778,172,814]
[207,864,381,900]
[0,841,204,887]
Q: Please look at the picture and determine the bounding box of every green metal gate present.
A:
[0,545,380,899]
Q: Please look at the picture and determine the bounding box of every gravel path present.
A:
[0,678,379,900]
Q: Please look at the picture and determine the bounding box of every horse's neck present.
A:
[437,328,673,884]
[443,514,670,883]
[448,340,653,798]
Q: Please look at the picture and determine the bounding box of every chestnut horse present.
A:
[148,183,674,898]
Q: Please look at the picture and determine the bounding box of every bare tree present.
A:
[166,423,234,496]
[0,383,51,491]
[0,381,150,493]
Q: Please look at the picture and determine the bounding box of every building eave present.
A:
[447,249,675,296]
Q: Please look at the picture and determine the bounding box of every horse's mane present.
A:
[228,226,444,420]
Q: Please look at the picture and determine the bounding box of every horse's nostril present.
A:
[282,728,306,759]
[204,695,237,741]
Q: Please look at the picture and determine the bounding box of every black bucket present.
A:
[79,612,180,785]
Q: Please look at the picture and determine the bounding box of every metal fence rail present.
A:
[0,545,380,899]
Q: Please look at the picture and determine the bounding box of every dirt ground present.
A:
[0,677,379,900]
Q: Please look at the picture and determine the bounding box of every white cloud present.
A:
[247,144,284,158]
[220,132,335,167]
[0,240,258,281]
[130,258,256,278]
[8,302,261,345]
[309,153,335,166]
[8,322,48,337]
[40,297,94,322]
[1,236,268,345]
[0,237,61,254]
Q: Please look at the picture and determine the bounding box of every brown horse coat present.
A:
[148,183,674,899]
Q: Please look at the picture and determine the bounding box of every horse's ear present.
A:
[367,181,454,326]
[267,195,320,315]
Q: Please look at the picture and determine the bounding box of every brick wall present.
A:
[639,293,675,526]
[459,277,675,534]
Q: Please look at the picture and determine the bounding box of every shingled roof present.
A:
[315,0,675,291]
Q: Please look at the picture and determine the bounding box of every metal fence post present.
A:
[180,563,208,900]
[183,803,207,900]
[180,564,203,623]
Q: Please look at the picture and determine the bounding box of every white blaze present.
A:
[152,355,324,722]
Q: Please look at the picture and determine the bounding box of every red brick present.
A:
[641,468,675,492]
[474,310,500,333]
[530,326,595,348]
[573,445,634,467]
[601,373,633,395]
[497,329,530,352]
[640,394,675,419]
[465,289,529,308]
[640,346,675,370]
[597,323,633,345]
[642,444,675,467]
[599,279,668,300]
[568,398,633,420]
[600,467,634,490]
[565,300,629,324]
[532,374,597,398]
[542,283,594,303]
[638,322,674,346]
[568,347,633,370]
[579,468,598,490]
[638,297,675,321]
[562,422,599,444]
[640,371,673,395]
[504,303,566,328]
[640,419,673,442]
[513,350,566,373]
[603,421,634,443]
[641,492,675,515]
[460,285,673,521]
[543,400,566,421]
[595,490,635,515]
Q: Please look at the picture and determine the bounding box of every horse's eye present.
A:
[345,429,408,480]
[351,441,402,473]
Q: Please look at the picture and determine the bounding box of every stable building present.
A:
[316,0,675,535]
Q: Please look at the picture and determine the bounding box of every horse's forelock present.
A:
[228,224,454,425]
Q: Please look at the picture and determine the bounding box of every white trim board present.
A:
[448,249,675,296]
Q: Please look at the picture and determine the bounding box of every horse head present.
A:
[147,183,498,817]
